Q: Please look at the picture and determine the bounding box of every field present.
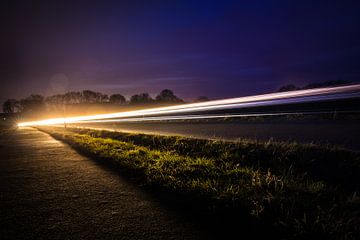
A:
[37,126,360,239]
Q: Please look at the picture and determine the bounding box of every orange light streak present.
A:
[17,84,360,127]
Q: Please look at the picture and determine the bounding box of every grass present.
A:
[38,126,360,239]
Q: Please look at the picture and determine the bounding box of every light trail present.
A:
[18,84,360,127]
[71,110,360,124]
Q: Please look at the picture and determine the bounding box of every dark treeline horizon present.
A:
[1,79,355,114]
[2,89,210,114]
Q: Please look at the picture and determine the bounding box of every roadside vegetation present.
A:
[2,89,187,117]
[1,89,194,122]
[38,126,360,239]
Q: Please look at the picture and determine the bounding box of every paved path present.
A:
[0,128,209,240]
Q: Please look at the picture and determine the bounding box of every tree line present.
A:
[2,89,208,113]
[278,80,352,92]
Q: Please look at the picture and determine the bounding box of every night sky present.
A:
[1,0,360,102]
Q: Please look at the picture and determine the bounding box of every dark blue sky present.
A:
[1,0,360,101]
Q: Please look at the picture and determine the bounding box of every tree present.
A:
[82,90,108,103]
[98,93,109,103]
[278,80,352,93]
[2,99,20,113]
[82,90,98,103]
[64,91,82,104]
[109,94,126,104]
[195,96,209,102]
[130,93,153,104]
[155,89,183,103]
[20,94,45,113]
[45,94,65,112]
[45,94,65,105]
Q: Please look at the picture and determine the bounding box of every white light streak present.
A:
[18,84,360,127]
[70,110,359,124]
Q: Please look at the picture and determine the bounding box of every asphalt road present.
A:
[0,128,210,240]
[70,121,360,150]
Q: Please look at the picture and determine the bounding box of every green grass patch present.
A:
[38,126,360,239]
[61,127,360,191]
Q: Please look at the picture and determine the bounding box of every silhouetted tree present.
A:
[98,93,109,103]
[195,96,209,102]
[2,99,20,113]
[82,90,98,103]
[278,80,352,93]
[45,94,65,112]
[109,94,126,104]
[45,94,65,105]
[130,93,153,104]
[64,91,82,104]
[20,94,45,113]
[155,89,183,102]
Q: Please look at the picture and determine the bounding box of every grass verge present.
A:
[38,126,360,239]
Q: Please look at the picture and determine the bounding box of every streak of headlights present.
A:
[18,84,360,127]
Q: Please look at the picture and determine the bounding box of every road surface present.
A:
[70,121,360,150]
[0,128,211,240]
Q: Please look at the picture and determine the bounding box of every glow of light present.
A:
[71,110,360,124]
[17,84,360,127]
